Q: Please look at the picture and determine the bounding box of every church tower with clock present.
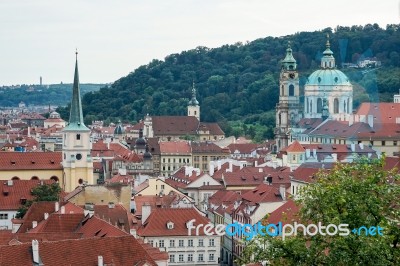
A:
[62,51,93,192]
[275,42,302,152]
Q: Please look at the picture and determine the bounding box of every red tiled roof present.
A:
[17,201,57,233]
[265,200,300,225]
[384,157,400,172]
[159,140,191,154]
[0,180,55,210]
[0,152,62,170]
[133,194,178,216]
[191,141,227,153]
[92,204,131,233]
[0,236,158,266]
[286,140,305,153]
[28,213,84,233]
[356,102,400,124]
[291,165,324,184]
[241,184,284,203]
[222,167,291,187]
[227,143,258,154]
[78,215,128,237]
[199,122,225,135]
[137,208,211,237]
[152,116,199,135]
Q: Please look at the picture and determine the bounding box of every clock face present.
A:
[76,153,82,160]
[289,73,295,79]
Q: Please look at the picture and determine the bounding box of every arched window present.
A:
[11,176,20,180]
[31,176,39,180]
[76,134,81,140]
[289,84,294,96]
[281,85,284,96]
[347,99,350,114]
[343,100,347,113]
[50,176,59,182]
[278,113,282,125]
[310,100,313,113]
[334,98,339,114]
[317,98,323,113]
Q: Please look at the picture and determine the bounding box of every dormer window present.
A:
[167,221,174,229]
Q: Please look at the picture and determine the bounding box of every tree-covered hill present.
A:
[0,83,104,107]
[60,24,400,139]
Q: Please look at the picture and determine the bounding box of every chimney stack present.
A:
[351,143,355,152]
[44,213,49,220]
[32,240,40,264]
[209,162,214,176]
[32,221,37,228]
[55,202,59,212]
[98,255,104,266]
[142,202,151,223]
[367,115,374,128]
[60,206,65,214]
[279,185,286,201]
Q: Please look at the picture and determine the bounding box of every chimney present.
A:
[279,185,286,201]
[312,149,317,158]
[32,221,37,228]
[28,126,31,137]
[228,161,233,172]
[7,180,13,186]
[32,240,40,264]
[209,162,214,176]
[142,202,151,223]
[55,202,59,212]
[351,143,355,152]
[306,149,310,158]
[355,114,360,122]
[359,143,364,150]
[367,115,374,128]
[44,213,49,220]
[348,115,354,126]
[332,153,337,162]
[60,206,65,214]
[254,160,258,167]
[98,255,104,266]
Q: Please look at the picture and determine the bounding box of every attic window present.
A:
[31,160,35,164]
[167,221,174,229]
[241,176,246,181]
[11,161,16,165]
[50,160,55,164]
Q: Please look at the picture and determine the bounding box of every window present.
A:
[198,254,204,262]
[209,239,215,246]
[178,239,184,247]
[300,154,303,161]
[289,84,294,96]
[394,141,397,146]
[334,98,339,114]
[0,213,8,220]
[179,254,184,262]
[149,240,154,246]
[188,239,193,247]
[382,141,386,146]
[170,240,175,247]
[188,254,193,262]
[169,255,175,263]
[317,98,322,113]
[209,253,215,261]
[161,185,165,189]
[76,134,81,140]
[198,239,204,247]
[159,240,164,248]
[292,155,296,161]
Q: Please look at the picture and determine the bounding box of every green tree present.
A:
[238,157,400,265]
[15,183,61,219]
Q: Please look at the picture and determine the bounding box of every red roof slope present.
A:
[356,102,400,123]
[152,116,199,135]
[265,199,300,225]
[137,208,211,237]
[0,236,157,266]
[0,152,62,170]
[286,140,305,153]
[0,180,55,210]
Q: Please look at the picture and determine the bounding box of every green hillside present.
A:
[59,24,400,140]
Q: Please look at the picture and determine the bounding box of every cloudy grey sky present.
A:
[0,0,398,85]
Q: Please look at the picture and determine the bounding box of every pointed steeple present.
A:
[281,41,297,71]
[65,50,89,131]
[188,81,199,106]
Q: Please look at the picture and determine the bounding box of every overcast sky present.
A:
[0,0,398,86]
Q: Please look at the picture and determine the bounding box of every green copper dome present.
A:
[307,69,350,86]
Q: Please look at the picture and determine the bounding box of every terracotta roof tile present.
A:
[137,208,211,237]
[265,199,300,225]
[0,152,62,170]
[0,236,158,266]
[356,102,400,124]
[152,116,199,135]
[159,140,191,154]
[286,140,305,153]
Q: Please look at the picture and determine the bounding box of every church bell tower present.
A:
[275,42,301,152]
[62,51,93,192]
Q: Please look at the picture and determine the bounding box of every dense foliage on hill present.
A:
[60,24,400,140]
[0,83,104,107]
